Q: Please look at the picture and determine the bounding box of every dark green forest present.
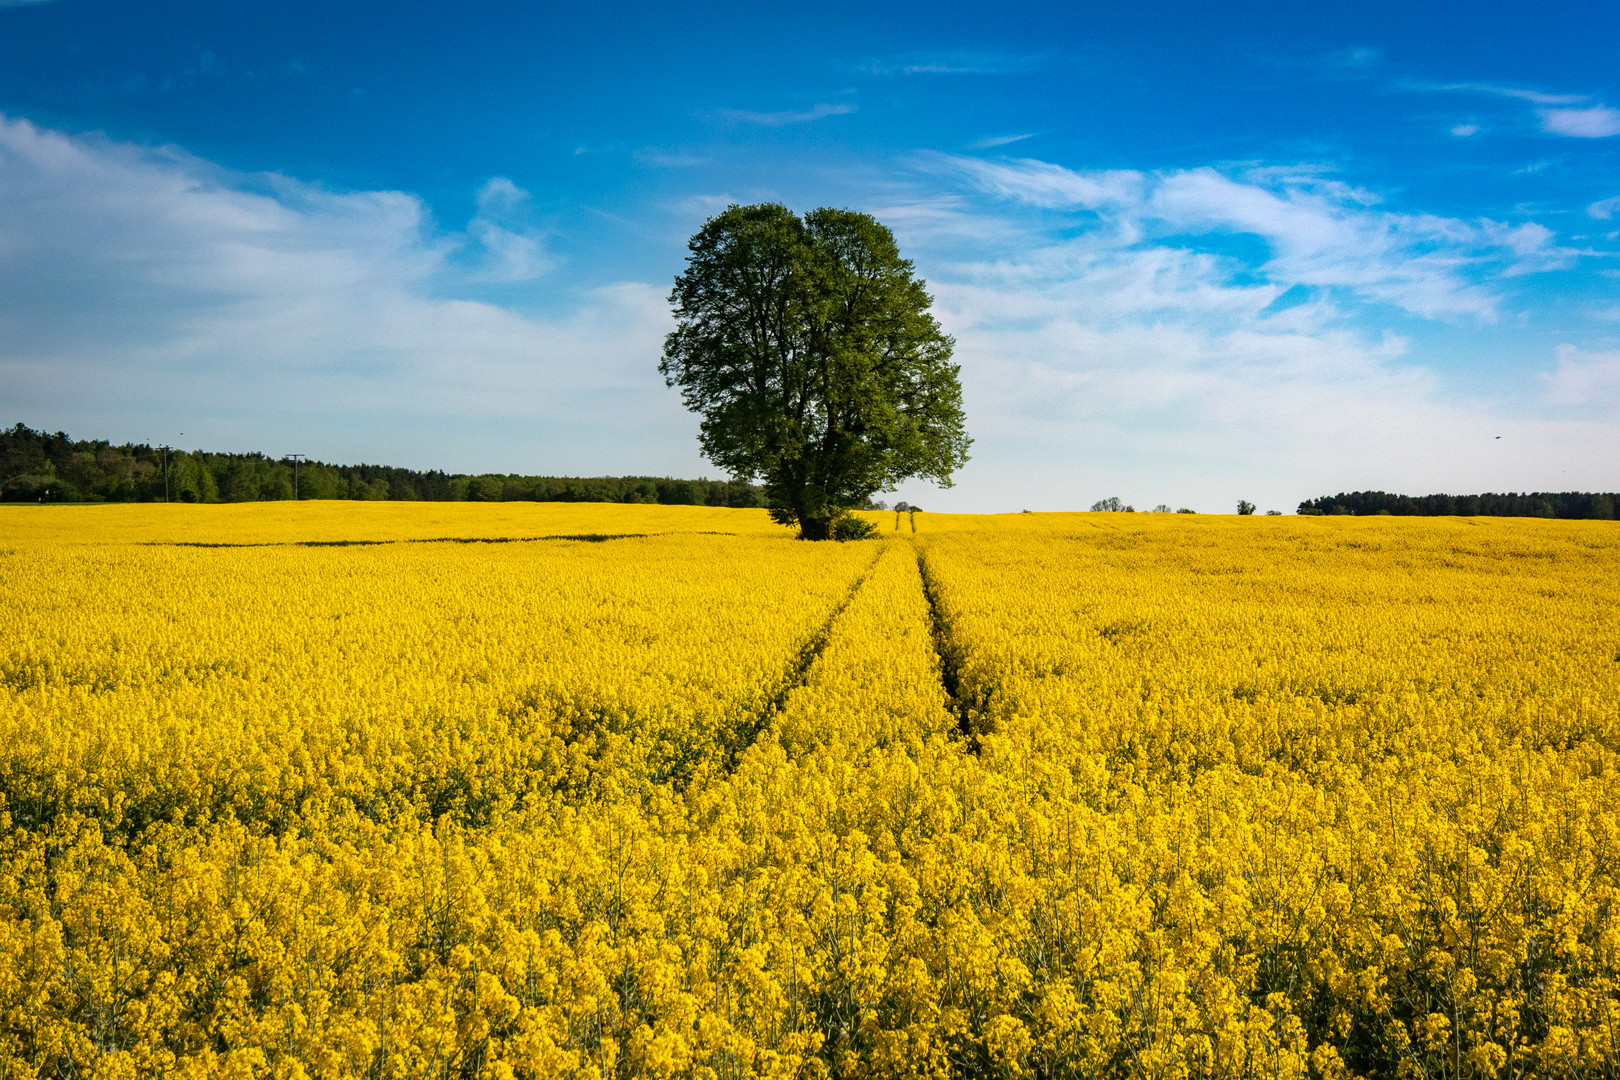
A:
[1299,490,1617,519]
[0,424,766,507]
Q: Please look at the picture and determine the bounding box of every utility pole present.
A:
[289,454,306,500]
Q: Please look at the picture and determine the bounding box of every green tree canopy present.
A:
[660,203,970,540]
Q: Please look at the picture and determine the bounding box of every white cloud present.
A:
[1411,81,1620,140]
[716,103,855,126]
[1543,345,1620,409]
[1589,196,1620,220]
[925,154,1143,211]
[475,176,526,216]
[1539,106,1620,138]
[634,148,709,167]
[0,115,700,475]
[928,155,1568,320]
[1322,46,1383,71]
[970,133,1038,150]
[465,177,554,282]
[1431,83,1585,106]
[862,50,1046,76]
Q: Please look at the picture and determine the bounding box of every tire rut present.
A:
[719,544,891,773]
[914,545,985,751]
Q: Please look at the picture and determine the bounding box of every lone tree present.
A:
[660,203,970,540]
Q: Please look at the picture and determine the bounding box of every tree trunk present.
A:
[798,515,832,541]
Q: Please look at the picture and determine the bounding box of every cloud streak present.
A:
[862,50,1046,76]
[715,103,855,126]
[969,133,1038,149]
[1411,81,1620,138]
[1429,82,1587,106]
[634,148,709,167]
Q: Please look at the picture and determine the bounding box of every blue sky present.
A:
[1,0,1616,512]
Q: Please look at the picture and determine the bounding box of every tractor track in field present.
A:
[914,544,984,752]
[721,544,892,772]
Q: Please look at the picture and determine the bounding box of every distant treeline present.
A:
[1299,490,1617,519]
[0,424,766,507]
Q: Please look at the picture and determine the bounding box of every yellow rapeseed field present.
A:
[1,504,1616,1079]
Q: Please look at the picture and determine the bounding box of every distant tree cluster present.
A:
[0,424,766,507]
[1298,490,1616,519]
[1096,498,1198,514]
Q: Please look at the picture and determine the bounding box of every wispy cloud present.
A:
[1588,196,1620,220]
[923,154,1143,211]
[1317,46,1383,72]
[926,154,1574,320]
[1409,80,1620,138]
[634,148,709,168]
[715,102,855,126]
[970,133,1038,150]
[1539,105,1620,138]
[862,50,1046,76]
[1335,46,1382,68]
[1252,45,1382,80]
[1427,82,1587,106]
[1543,345,1620,409]
[0,0,61,7]
[466,177,554,283]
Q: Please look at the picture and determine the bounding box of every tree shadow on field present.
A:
[152,533,651,548]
